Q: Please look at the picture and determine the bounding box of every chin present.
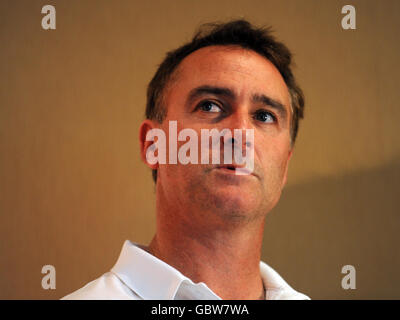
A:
[208,185,265,219]
[185,168,271,220]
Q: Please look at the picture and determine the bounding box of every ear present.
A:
[139,119,159,170]
[281,148,293,189]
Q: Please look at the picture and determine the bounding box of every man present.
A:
[62,19,309,300]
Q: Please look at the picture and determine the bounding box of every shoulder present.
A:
[61,271,139,300]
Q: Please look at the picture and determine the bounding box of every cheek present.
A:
[256,137,290,179]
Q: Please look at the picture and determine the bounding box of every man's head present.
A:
[145,20,304,183]
[139,19,304,224]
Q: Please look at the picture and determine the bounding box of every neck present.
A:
[148,189,266,300]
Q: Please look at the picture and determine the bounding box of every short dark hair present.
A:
[146,19,305,182]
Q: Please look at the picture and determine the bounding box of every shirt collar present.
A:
[111,240,308,300]
[110,240,221,300]
[260,261,310,300]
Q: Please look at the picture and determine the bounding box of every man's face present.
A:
[149,45,292,224]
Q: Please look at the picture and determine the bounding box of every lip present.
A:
[214,165,256,177]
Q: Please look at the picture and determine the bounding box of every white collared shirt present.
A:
[62,240,310,300]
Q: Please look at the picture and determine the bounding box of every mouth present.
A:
[218,165,236,171]
[214,165,255,176]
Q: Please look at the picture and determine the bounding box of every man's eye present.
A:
[198,101,222,113]
[254,110,276,123]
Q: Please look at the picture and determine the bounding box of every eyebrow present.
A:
[252,94,288,121]
[186,85,235,107]
[186,85,288,120]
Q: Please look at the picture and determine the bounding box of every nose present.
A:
[225,110,253,132]
[220,111,254,157]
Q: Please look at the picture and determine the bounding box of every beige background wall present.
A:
[0,0,399,299]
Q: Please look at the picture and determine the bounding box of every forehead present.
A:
[166,45,291,108]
